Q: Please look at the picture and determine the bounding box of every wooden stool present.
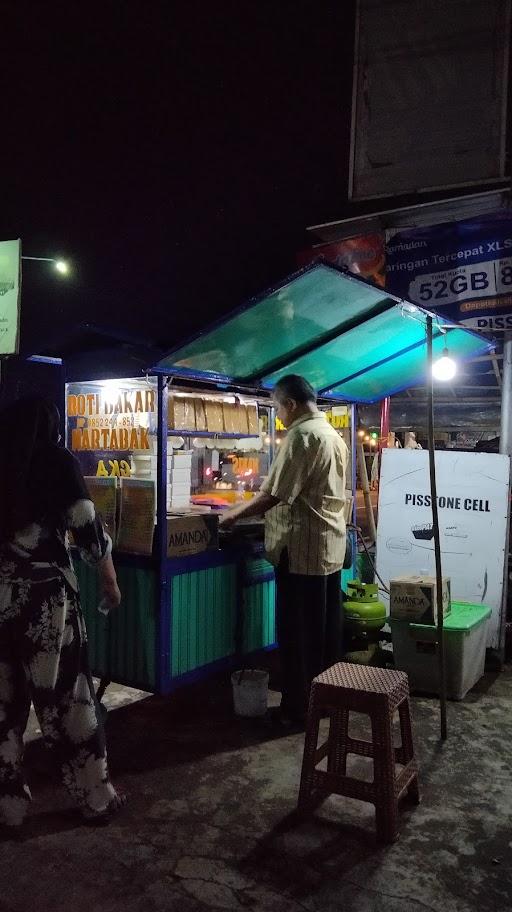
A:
[297,662,420,843]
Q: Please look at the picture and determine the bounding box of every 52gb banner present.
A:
[385,214,512,331]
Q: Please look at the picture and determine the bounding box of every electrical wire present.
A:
[347,523,390,595]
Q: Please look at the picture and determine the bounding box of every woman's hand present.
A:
[98,555,121,609]
[101,579,122,609]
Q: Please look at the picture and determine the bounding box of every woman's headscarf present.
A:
[0,397,61,542]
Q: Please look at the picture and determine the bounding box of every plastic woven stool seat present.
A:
[297,662,420,843]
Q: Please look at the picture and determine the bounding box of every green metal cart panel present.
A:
[170,563,237,676]
[75,559,158,691]
[242,579,276,653]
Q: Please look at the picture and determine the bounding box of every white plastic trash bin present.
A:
[231,669,269,717]
[391,602,491,700]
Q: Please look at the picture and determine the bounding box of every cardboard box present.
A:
[246,403,259,435]
[171,452,193,465]
[222,401,237,434]
[168,396,183,430]
[167,513,219,558]
[390,575,451,625]
[204,399,223,433]
[169,466,192,482]
[182,397,197,431]
[194,397,207,431]
[168,396,196,431]
[168,481,191,494]
[238,404,250,435]
[231,401,245,435]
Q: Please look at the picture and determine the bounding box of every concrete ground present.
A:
[2,663,512,912]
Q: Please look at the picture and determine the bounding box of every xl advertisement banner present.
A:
[385,214,512,332]
[0,239,21,355]
[298,233,386,288]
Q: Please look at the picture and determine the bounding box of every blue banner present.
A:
[385,213,512,332]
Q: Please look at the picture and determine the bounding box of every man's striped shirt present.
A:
[261,411,348,576]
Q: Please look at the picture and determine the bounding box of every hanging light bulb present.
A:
[432,347,457,382]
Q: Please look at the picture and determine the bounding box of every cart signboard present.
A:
[377,449,510,649]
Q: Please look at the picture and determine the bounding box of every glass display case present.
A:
[66,380,273,551]
[66,376,276,695]
[167,390,272,510]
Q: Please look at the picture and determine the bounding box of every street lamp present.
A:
[22,255,71,276]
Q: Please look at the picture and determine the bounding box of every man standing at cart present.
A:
[220,374,348,727]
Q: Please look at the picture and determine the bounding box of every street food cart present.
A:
[68,262,490,693]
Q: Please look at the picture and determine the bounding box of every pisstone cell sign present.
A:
[376,449,510,648]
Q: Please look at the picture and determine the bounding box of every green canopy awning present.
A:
[154,262,492,403]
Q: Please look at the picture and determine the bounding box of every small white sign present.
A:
[377,449,510,648]
[0,239,21,355]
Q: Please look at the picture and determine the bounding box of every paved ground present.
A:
[2,663,512,912]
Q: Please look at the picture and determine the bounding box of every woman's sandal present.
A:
[81,789,127,826]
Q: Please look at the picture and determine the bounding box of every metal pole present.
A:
[357,442,377,545]
[500,332,512,455]
[426,316,447,741]
[351,403,357,528]
[269,405,276,463]
[498,331,512,658]
[156,375,171,693]
[380,396,390,449]
[350,403,358,578]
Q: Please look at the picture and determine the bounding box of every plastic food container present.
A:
[390,602,491,700]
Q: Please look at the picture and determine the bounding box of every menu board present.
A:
[117,478,156,555]
[84,476,118,542]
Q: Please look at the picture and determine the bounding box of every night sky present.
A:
[3,3,355,356]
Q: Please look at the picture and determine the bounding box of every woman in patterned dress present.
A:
[0,397,124,826]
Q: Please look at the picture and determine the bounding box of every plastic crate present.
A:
[390,602,491,700]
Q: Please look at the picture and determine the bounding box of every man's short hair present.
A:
[274,375,317,405]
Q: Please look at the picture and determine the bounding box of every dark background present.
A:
[2,2,356,356]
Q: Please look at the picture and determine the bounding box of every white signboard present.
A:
[377,449,510,648]
[0,239,21,355]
